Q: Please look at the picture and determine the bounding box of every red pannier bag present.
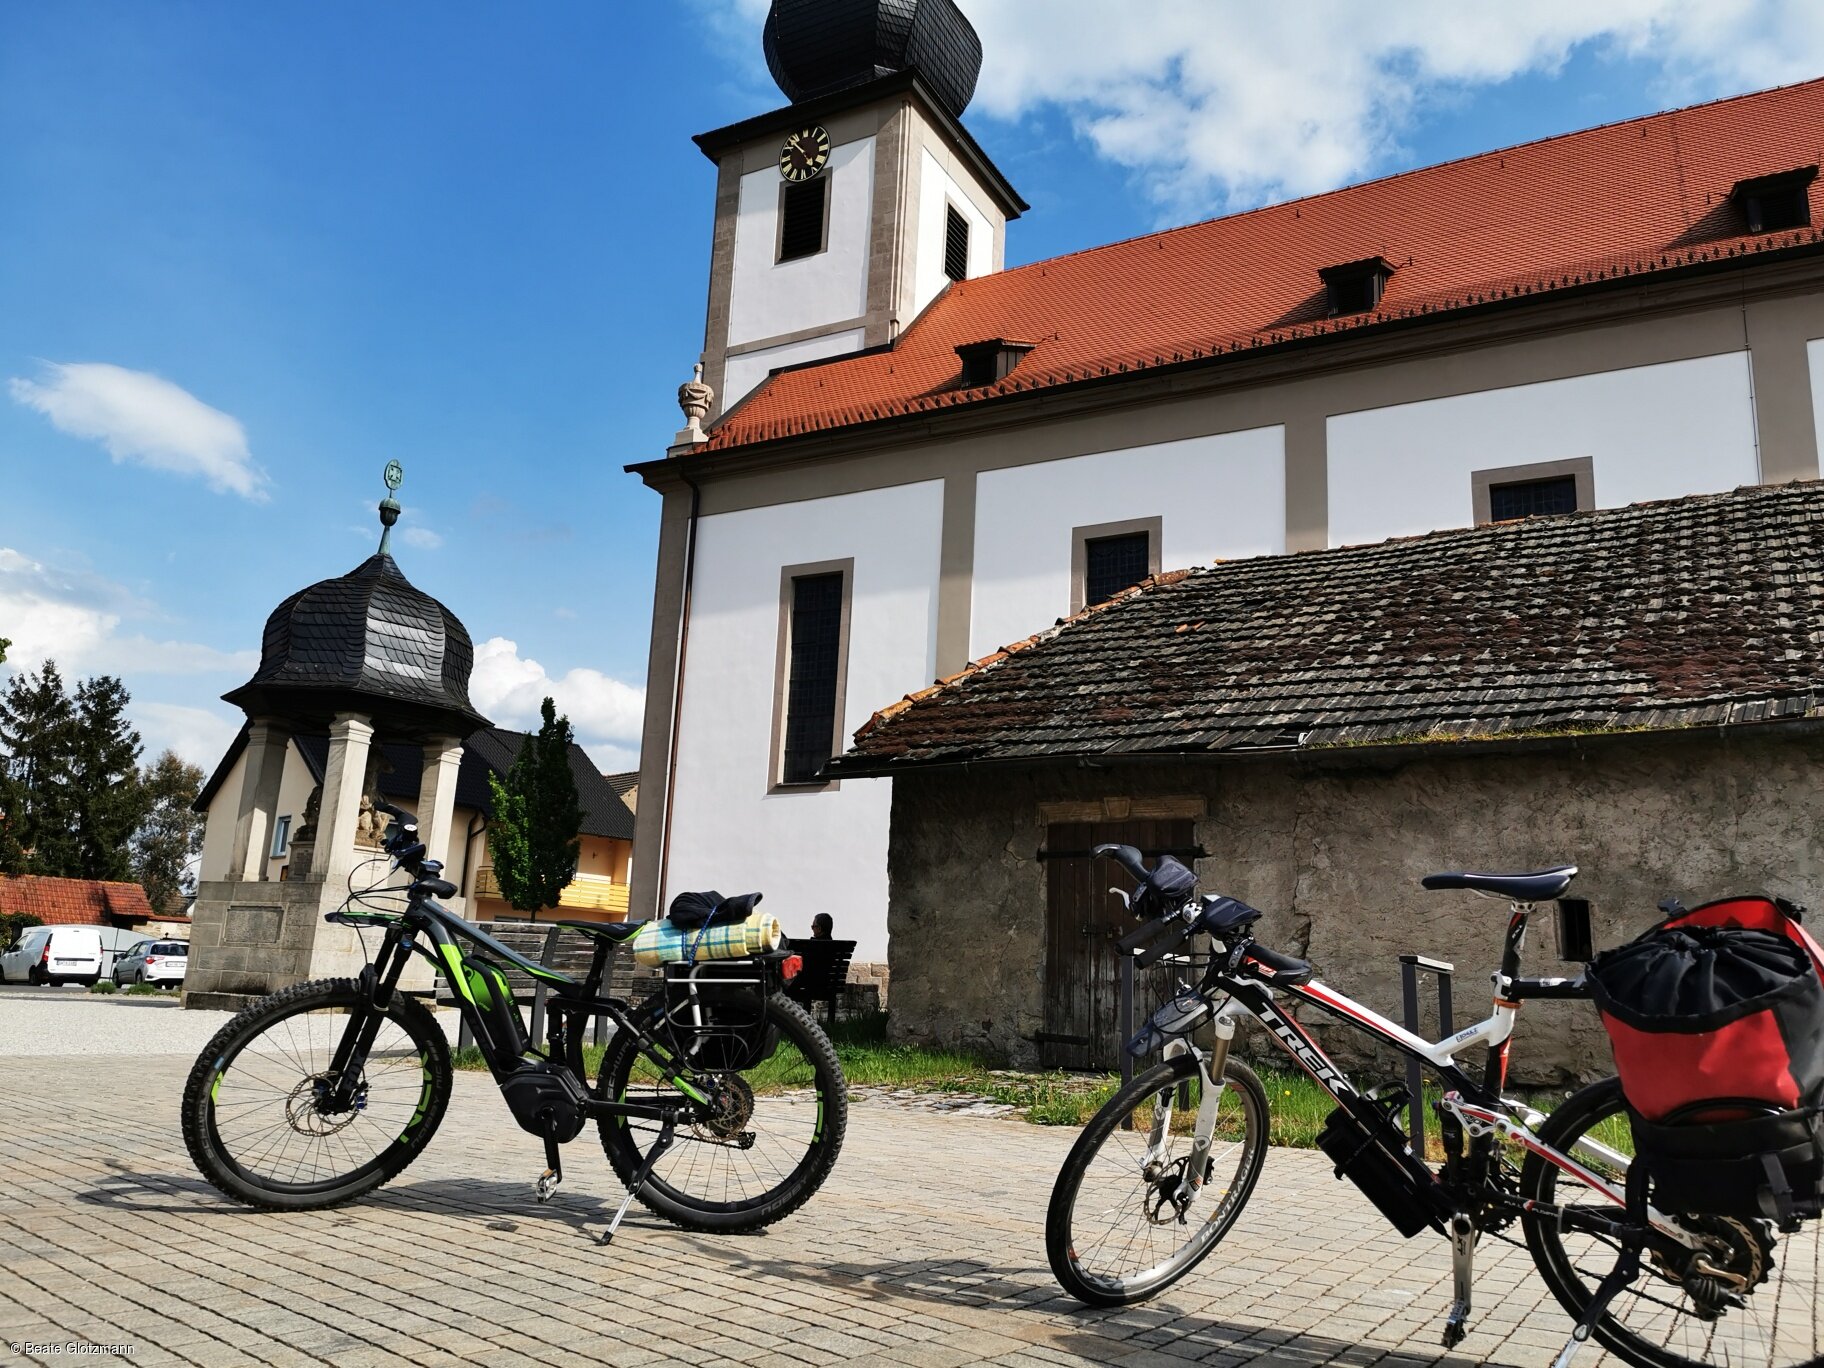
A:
[1586,897,1824,1224]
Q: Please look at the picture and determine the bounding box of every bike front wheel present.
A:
[1521,1077,1823,1368]
[1047,1053,1269,1306]
[181,978,452,1211]
[596,989,846,1233]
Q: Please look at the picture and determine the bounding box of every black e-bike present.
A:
[182,800,846,1241]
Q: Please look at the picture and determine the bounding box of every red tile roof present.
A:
[708,79,1824,452]
[0,875,156,926]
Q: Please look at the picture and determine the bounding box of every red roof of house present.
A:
[706,79,1824,452]
[0,875,156,926]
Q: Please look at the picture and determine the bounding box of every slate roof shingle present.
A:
[832,481,1824,774]
[704,79,1824,453]
[0,876,157,926]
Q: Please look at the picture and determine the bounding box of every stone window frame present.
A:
[1070,516,1163,616]
[1471,456,1595,525]
[768,557,855,794]
[775,171,834,265]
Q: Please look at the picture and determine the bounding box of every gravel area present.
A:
[0,987,464,1057]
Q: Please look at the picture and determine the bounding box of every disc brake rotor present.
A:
[286,1073,366,1138]
[692,1073,756,1142]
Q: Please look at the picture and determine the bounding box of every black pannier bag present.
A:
[1585,896,1824,1224]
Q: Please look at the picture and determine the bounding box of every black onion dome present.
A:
[763,0,981,118]
[223,553,490,739]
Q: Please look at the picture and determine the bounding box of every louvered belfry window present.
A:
[781,572,844,783]
[779,176,828,262]
[1084,532,1151,607]
[1488,475,1577,521]
[943,204,970,282]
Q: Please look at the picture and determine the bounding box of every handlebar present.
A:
[1091,843,1150,883]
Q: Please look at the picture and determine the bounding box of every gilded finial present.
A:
[378,460,403,554]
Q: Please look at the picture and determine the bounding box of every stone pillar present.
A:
[316,712,376,895]
[417,734,464,880]
[229,718,290,881]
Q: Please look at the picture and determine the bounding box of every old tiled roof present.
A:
[0,875,156,926]
[832,481,1824,774]
[707,79,1824,452]
[222,552,489,738]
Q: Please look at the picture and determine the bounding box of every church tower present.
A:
[688,0,1026,425]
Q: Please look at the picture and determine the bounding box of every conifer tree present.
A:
[69,675,147,881]
[0,661,80,875]
[486,697,583,917]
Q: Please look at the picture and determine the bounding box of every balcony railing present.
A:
[473,866,629,916]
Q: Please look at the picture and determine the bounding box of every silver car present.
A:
[111,939,189,987]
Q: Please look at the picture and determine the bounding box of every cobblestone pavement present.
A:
[0,1055,1601,1367]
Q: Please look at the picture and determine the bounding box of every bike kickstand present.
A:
[1551,1159,1649,1368]
[599,1114,677,1247]
[1442,1212,1475,1350]
[534,1135,563,1204]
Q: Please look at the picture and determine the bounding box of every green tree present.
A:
[132,750,205,912]
[0,637,9,663]
[485,697,583,917]
[0,911,42,949]
[68,675,147,881]
[0,661,80,875]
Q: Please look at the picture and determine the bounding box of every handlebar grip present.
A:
[373,797,415,825]
[1092,843,1150,882]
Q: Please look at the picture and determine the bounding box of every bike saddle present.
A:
[1421,866,1577,901]
[556,919,645,943]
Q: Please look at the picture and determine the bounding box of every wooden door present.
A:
[1040,819,1197,1071]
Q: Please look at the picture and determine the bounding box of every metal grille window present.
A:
[779,176,828,262]
[1084,531,1151,606]
[781,572,844,784]
[1488,475,1578,521]
[943,204,970,282]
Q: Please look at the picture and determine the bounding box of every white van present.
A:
[0,925,105,986]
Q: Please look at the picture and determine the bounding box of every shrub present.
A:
[89,979,117,994]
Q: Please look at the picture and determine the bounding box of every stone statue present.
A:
[293,784,321,845]
[354,792,385,847]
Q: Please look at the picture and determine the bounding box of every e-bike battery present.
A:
[1315,1104,1436,1237]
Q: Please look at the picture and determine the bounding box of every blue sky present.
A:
[3,1,1819,772]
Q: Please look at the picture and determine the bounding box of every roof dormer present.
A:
[1318,256,1395,316]
[1731,165,1817,234]
[956,338,1036,388]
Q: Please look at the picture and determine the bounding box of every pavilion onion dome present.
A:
[223,552,490,740]
[762,0,982,119]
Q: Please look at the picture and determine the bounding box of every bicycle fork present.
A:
[1148,1010,1239,1214]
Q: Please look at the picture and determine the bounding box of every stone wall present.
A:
[883,728,1824,1084]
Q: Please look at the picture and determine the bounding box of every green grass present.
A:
[447,1009,1592,1151]
[88,980,116,994]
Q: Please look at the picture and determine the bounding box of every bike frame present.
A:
[1153,902,1703,1252]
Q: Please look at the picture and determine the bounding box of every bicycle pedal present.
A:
[534,1168,561,1203]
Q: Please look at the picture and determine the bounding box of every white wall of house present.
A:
[666,480,946,960]
[968,427,1288,659]
[913,147,995,317]
[724,328,869,410]
[1326,352,1760,547]
[726,136,875,349]
[197,750,247,883]
[1805,337,1824,461]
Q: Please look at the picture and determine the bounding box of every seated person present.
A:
[809,913,833,941]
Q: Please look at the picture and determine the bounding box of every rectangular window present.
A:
[270,814,291,858]
[1084,532,1151,607]
[778,176,828,262]
[943,204,970,282]
[780,572,845,785]
[1487,475,1578,521]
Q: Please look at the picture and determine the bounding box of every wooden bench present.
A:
[783,938,855,1029]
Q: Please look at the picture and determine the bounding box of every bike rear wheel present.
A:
[182,978,451,1211]
[1047,1054,1269,1306]
[595,989,845,1233]
[1521,1077,1823,1368]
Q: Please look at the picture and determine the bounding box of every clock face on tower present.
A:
[778,126,831,182]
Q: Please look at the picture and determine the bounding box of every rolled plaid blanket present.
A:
[630,912,784,967]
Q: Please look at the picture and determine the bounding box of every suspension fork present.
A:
[323,923,416,1110]
[1154,1004,1242,1200]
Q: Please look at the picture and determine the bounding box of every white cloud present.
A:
[9,361,268,500]
[400,526,443,550]
[134,701,242,770]
[0,546,256,678]
[470,636,644,761]
[703,1,1824,219]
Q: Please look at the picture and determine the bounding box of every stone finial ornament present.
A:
[675,363,714,447]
